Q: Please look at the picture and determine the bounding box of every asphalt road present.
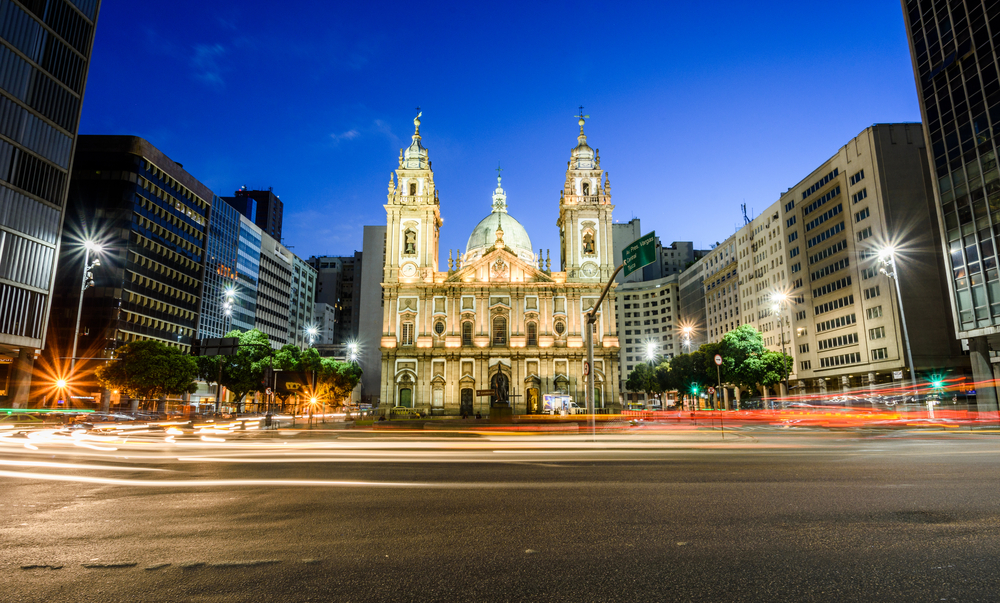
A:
[2,427,1000,602]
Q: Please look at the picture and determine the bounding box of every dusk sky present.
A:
[80,0,921,262]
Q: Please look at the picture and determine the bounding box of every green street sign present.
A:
[621,231,657,277]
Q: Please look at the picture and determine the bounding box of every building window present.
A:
[849,169,865,185]
[462,321,473,346]
[857,226,872,242]
[852,188,868,204]
[788,231,798,243]
[799,343,809,353]
[867,306,882,319]
[800,360,811,370]
[854,207,870,223]
[869,326,886,340]
[871,347,888,360]
[493,316,507,345]
[864,286,880,299]
[401,321,414,345]
[527,321,537,346]
[434,320,445,335]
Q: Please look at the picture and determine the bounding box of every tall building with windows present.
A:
[232,216,262,332]
[309,253,363,344]
[254,232,293,349]
[197,195,240,339]
[358,225,387,403]
[901,0,1000,412]
[0,0,101,406]
[51,136,210,369]
[775,124,966,395]
[288,255,317,348]
[614,274,679,402]
[223,186,283,243]
[677,255,708,349]
[703,236,739,343]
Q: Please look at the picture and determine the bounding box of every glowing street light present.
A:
[877,246,917,392]
[770,291,792,399]
[305,325,319,345]
[645,341,658,365]
[71,241,103,372]
[55,379,67,389]
[347,341,359,363]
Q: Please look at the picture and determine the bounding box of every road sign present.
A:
[621,231,657,277]
[714,354,723,366]
[708,387,716,394]
[193,337,240,357]
[475,389,494,396]
[583,361,590,376]
[892,370,903,380]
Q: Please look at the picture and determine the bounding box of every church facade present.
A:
[377,114,620,415]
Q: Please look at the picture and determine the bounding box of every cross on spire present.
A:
[575,106,589,136]
[495,162,503,182]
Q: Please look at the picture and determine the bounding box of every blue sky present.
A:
[80,0,921,262]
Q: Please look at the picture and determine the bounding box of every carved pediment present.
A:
[446,247,554,283]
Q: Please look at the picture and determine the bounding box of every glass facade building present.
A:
[0,0,100,405]
[233,215,261,333]
[902,0,1000,412]
[197,195,240,339]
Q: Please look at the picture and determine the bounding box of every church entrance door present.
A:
[399,388,412,408]
[460,388,473,416]
[527,388,539,414]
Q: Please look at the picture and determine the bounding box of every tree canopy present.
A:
[194,329,273,406]
[97,340,198,405]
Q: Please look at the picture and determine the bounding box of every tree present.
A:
[719,325,792,397]
[316,358,362,409]
[97,340,198,413]
[625,363,657,403]
[195,329,272,411]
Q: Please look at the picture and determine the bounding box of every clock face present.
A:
[582,262,598,278]
[401,263,417,277]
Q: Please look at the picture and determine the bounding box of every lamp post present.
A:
[215,286,236,414]
[770,292,791,400]
[644,340,658,408]
[878,247,918,395]
[70,241,102,373]
[304,325,320,420]
[680,326,693,408]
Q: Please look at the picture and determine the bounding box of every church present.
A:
[377,114,620,415]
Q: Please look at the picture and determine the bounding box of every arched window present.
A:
[462,321,473,346]
[492,316,507,345]
[582,181,590,196]
[409,182,417,195]
[527,321,537,346]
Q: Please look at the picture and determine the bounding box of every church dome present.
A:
[570,117,596,169]
[464,175,535,263]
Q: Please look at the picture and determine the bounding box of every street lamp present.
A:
[347,341,359,363]
[770,291,791,399]
[305,325,319,346]
[680,326,693,352]
[70,241,102,373]
[215,285,237,414]
[877,247,918,393]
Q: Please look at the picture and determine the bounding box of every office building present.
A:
[223,186,283,243]
[309,253,362,344]
[232,215,262,332]
[51,136,210,370]
[313,302,336,345]
[775,124,966,394]
[736,202,789,350]
[254,232,293,349]
[288,254,317,348]
[0,0,101,406]
[197,195,239,339]
[677,255,708,349]
[901,0,1000,412]
[357,225,386,404]
[614,274,679,402]
[702,236,740,343]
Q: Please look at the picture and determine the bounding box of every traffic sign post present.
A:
[621,231,657,278]
[714,354,723,410]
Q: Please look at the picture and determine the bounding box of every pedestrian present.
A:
[475,411,482,420]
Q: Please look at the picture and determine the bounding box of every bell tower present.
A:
[385,112,442,283]
[557,111,615,282]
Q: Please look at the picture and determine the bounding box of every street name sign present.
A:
[475,389,494,396]
[621,231,657,277]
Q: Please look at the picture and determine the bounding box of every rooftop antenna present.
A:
[741,202,750,225]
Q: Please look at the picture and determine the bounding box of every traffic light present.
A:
[190,338,202,356]
[690,384,699,394]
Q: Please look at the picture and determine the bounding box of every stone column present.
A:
[968,336,999,418]
[100,388,111,413]
[9,348,35,408]
[841,376,850,394]
[818,379,827,395]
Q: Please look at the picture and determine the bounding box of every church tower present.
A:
[557,113,615,282]
[385,113,442,284]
